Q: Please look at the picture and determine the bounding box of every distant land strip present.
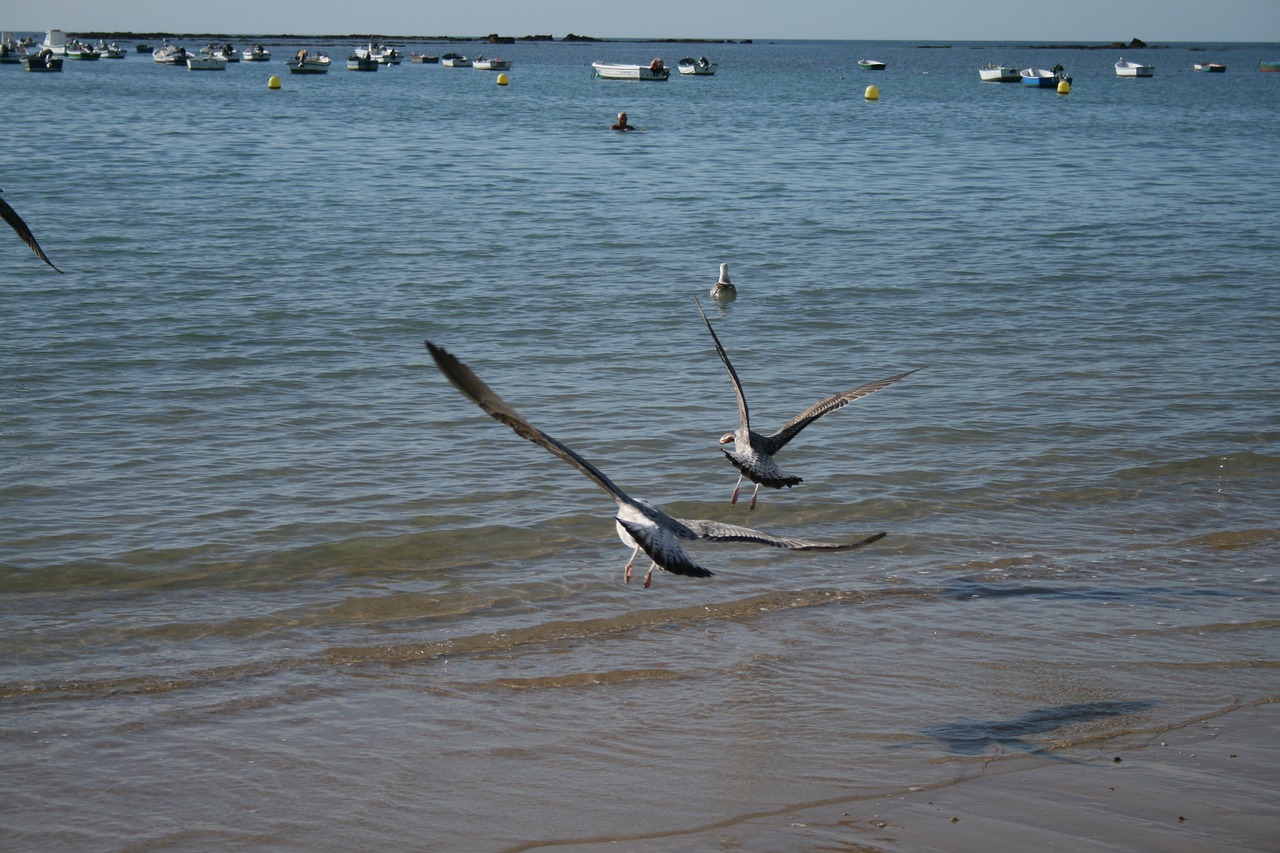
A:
[60,32,752,45]
[52,32,1168,50]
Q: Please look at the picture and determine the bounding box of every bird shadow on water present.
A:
[915,700,1159,758]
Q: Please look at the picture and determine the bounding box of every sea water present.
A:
[1,38,1278,850]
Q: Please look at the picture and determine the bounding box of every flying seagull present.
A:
[425,340,886,587]
[709,262,736,300]
[0,189,62,273]
[695,296,920,509]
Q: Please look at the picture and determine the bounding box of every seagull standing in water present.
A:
[695,297,920,509]
[425,340,885,587]
[0,189,62,273]
[710,262,736,300]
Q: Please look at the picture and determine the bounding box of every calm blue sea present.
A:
[2,36,1278,851]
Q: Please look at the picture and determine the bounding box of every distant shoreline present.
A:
[31,32,1179,50]
[51,32,751,45]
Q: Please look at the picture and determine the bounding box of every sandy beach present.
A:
[516,701,1279,851]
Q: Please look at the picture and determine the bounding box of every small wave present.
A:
[474,668,683,690]
[0,586,927,702]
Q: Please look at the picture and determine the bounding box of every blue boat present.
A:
[1020,64,1071,87]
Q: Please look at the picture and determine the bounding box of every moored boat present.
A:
[211,43,240,62]
[858,59,886,70]
[96,40,126,58]
[355,42,402,65]
[440,52,472,67]
[472,55,511,71]
[288,50,331,74]
[978,63,1019,82]
[39,29,68,56]
[152,41,189,65]
[22,50,63,72]
[187,54,227,70]
[65,40,101,60]
[0,33,28,64]
[409,53,438,63]
[374,44,402,65]
[677,56,717,75]
[591,59,670,80]
[1259,61,1280,72]
[347,54,378,71]
[1192,62,1226,72]
[1021,65,1071,87]
[242,44,271,62]
[1115,58,1154,77]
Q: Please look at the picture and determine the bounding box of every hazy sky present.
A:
[7,0,1278,42]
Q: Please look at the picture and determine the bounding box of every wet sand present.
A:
[519,701,1278,851]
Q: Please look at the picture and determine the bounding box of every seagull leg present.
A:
[749,482,762,511]
[623,543,641,584]
[643,562,658,588]
[729,473,744,505]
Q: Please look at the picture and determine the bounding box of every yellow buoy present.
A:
[1057,79,1070,94]
[496,73,509,86]
[268,75,281,90]
[864,84,879,100]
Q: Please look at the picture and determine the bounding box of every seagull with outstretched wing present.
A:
[425,340,885,587]
[0,189,62,273]
[695,296,919,509]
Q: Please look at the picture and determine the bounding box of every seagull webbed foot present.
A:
[729,474,744,506]
[623,544,640,584]
[643,563,657,588]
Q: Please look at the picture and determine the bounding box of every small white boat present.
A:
[152,41,189,65]
[409,53,438,64]
[1115,58,1154,77]
[210,43,240,62]
[677,56,717,75]
[95,40,126,59]
[242,44,271,62]
[858,59,886,70]
[440,52,472,67]
[978,63,1019,82]
[347,54,378,71]
[472,55,511,71]
[591,59,670,80]
[355,42,402,65]
[374,44,403,65]
[39,29,68,56]
[187,54,227,71]
[287,50,331,74]
[1193,62,1226,73]
[65,39,100,60]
